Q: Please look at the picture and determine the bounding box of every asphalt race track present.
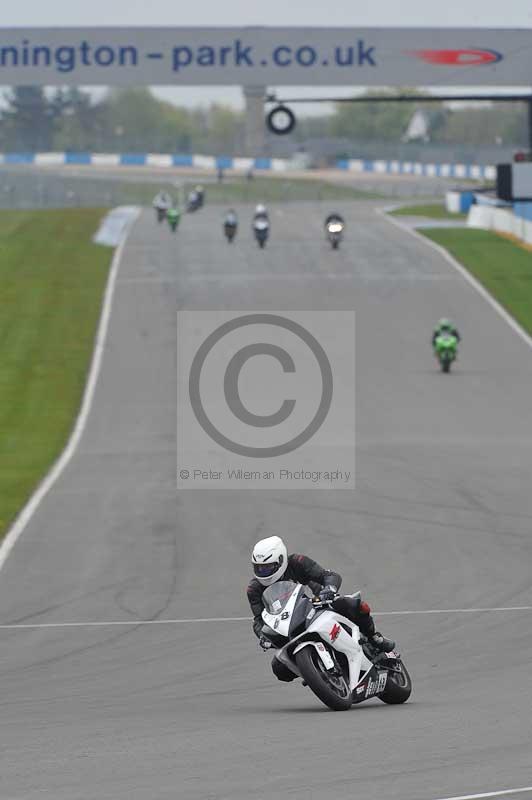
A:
[1,202,531,800]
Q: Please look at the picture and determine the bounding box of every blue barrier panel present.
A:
[172,154,194,167]
[336,159,349,170]
[514,202,532,221]
[4,153,35,164]
[65,152,91,165]
[120,153,147,166]
[254,157,272,170]
[216,156,233,169]
[363,160,374,172]
[459,191,475,213]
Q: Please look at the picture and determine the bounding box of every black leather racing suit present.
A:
[325,213,345,226]
[246,554,377,682]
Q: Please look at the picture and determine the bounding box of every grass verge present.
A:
[110,176,383,206]
[421,227,532,335]
[391,203,466,220]
[0,208,113,541]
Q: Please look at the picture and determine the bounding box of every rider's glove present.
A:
[369,632,396,653]
[318,585,338,603]
[259,636,273,651]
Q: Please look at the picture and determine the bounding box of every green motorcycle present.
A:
[166,207,181,233]
[434,333,458,373]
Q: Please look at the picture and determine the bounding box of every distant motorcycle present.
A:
[253,216,269,249]
[153,192,172,223]
[325,214,345,250]
[187,186,205,213]
[224,211,238,243]
[434,333,458,373]
[261,581,412,711]
[167,207,181,233]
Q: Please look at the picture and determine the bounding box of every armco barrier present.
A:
[468,202,532,246]
[336,157,496,181]
[445,190,475,213]
[513,201,532,222]
[0,152,496,179]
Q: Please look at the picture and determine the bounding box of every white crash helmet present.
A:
[251,536,288,586]
[255,204,267,216]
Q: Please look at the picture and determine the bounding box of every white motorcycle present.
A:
[324,214,345,250]
[261,580,412,711]
[253,215,270,248]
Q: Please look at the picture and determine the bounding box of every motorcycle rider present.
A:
[247,536,395,683]
[224,208,238,241]
[224,208,238,227]
[153,190,172,212]
[167,206,181,231]
[325,211,345,227]
[254,203,269,221]
[432,318,461,349]
[187,185,205,212]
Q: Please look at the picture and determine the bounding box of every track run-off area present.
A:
[0,201,531,800]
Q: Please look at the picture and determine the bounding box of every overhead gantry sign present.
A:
[0,27,530,86]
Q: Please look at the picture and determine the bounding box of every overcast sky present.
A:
[2,0,532,112]
[4,0,532,27]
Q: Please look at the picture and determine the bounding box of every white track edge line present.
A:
[432,785,532,800]
[1,606,531,630]
[0,208,141,574]
[379,208,532,352]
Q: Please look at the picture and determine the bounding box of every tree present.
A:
[432,104,527,146]
[53,88,100,151]
[329,89,432,142]
[206,104,244,154]
[1,87,54,151]
[96,88,194,152]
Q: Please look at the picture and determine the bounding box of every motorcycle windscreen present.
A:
[262,581,299,614]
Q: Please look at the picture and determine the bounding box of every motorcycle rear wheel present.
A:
[379,662,412,704]
[295,646,352,711]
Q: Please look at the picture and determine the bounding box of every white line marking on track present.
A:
[0,209,140,575]
[0,617,251,629]
[379,605,532,616]
[380,208,532,352]
[432,785,532,800]
[1,606,531,630]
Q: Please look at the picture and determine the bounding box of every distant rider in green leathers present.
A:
[432,318,460,349]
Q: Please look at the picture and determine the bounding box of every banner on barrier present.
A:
[0,27,530,85]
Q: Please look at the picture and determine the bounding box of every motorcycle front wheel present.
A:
[295,646,352,711]
[379,662,412,704]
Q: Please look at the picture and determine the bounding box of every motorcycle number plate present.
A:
[315,643,334,670]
